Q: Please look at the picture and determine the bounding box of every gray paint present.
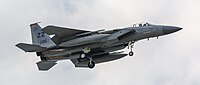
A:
[16,23,182,70]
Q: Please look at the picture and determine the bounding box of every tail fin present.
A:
[30,23,56,48]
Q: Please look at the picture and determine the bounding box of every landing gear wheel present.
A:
[80,53,86,59]
[78,53,87,62]
[128,41,135,56]
[88,61,95,69]
[129,51,134,56]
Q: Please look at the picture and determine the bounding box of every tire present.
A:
[88,61,95,69]
[129,51,134,56]
[36,52,42,56]
[80,53,86,59]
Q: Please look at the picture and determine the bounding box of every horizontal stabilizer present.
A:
[15,43,46,52]
[36,61,57,71]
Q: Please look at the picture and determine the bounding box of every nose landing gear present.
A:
[129,51,134,56]
[128,41,135,56]
[88,58,95,69]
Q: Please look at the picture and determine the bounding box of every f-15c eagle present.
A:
[16,22,182,71]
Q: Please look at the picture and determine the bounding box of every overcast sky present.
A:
[0,0,200,85]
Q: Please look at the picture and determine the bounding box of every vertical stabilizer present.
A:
[30,23,56,48]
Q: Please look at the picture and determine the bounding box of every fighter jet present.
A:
[16,22,182,71]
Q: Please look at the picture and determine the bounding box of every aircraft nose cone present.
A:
[163,26,182,35]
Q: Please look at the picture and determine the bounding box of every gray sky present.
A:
[0,0,200,85]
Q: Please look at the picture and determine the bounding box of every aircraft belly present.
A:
[44,53,81,61]
[103,45,125,52]
[59,34,110,47]
[46,56,69,61]
[71,54,127,67]
[93,54,127,63]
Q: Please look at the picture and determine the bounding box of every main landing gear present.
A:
[78,47,91,60]
[78,47,95,69]
[128,41,135,56]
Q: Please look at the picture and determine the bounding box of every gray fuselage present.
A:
[43,24,182,61]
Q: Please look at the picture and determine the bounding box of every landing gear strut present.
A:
[78,47,91,61]
[83,47,91,53]
[88,58,95,69]
[78,47,95,68]
[128,41,135,56]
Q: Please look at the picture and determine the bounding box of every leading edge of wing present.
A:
[43,25,90,38]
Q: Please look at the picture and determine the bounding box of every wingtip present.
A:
[15,43,21,47]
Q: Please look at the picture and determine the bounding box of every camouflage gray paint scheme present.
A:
[16,22,182,71]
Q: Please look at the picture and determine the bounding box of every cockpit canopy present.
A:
[133,22,153,27]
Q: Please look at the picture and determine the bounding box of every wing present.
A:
[43,25,89,44]
[70,53,127,68]
[43,25,89,37]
